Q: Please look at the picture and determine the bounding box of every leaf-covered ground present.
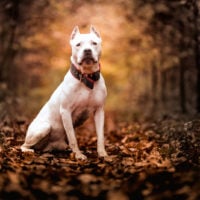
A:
[0,116,200,200]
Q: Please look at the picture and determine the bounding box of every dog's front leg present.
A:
[60,108,87,160]
[94,107,108,157]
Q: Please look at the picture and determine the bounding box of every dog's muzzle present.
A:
[79,49,97,65]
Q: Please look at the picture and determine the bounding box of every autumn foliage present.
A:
[0,117,200,199]
[0,0,200,199]
[1,0,200,117]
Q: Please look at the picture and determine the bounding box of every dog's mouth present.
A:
[79,57,97,65]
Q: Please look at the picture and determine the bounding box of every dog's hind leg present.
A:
[21,121,51,152]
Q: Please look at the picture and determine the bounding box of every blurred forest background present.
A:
[1,0,200,120]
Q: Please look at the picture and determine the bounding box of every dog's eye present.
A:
[92,41,97,46]
[76,43,81,47]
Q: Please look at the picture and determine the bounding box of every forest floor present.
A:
[0,114,200,200]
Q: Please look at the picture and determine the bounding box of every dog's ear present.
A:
[71,26,80,40]
[90,25,101,38]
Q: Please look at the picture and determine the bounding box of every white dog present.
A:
[21,26,108,160]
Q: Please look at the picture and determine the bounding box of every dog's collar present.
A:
[70,63,100,89]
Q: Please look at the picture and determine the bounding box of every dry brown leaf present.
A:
[78,174,98,184]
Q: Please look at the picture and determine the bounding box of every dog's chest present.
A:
[70,89,98,110]
[60,74,106,126]
[70,90,98,126]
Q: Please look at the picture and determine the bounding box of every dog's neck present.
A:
[70,57,99,74]
[70,63,100,89]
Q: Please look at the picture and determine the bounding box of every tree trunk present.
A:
[0,0,19,89]
[179,64,187,113]
[151,64,158,107]
[193,0,200,113]
[161,70,166,104]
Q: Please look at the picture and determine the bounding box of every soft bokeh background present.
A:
[1,0,200,121]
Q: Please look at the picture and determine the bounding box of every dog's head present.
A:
[70,26,102,73]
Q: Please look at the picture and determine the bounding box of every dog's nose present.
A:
[84,49,92,55]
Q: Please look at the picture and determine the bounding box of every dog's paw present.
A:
[21,146,35,153]
[75,152,87,160]
[98,150,108,158]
